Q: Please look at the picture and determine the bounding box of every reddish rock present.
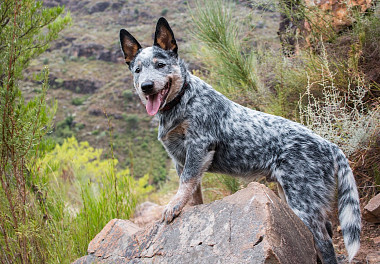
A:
[131,201,164,228]
[72,182,318,264]
[363,193,380,223]
[303,0,372,31]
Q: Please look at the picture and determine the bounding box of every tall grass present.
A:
[189,0,262,105]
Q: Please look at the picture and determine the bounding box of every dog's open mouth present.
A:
[145,79,171,116]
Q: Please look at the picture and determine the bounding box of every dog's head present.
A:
[120,17,184,116]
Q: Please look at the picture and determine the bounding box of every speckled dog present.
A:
[119,17,361,264]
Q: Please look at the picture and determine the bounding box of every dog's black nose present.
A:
[141,81,154,93]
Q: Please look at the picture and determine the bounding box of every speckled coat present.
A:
[120,17,361,264]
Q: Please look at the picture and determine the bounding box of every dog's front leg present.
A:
[162,145,215,223]
[175,162,203,206]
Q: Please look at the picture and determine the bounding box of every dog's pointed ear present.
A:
[154,17,178,54]
[120,29,142,65]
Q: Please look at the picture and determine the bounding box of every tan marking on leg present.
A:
[162,178,199,223]
[188,182,203,206]
[163,150,214,223]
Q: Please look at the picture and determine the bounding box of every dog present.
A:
[119,17,361,264]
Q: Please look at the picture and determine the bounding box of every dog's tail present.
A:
[334,146,361,262]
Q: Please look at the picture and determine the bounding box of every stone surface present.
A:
[363,193,380,223]
[278,0,373,54]
[131,201,164,228]
[366,251,380,264]
[72,182,318,264]
[303,0,372,30]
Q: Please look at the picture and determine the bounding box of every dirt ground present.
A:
[331,205,380,263]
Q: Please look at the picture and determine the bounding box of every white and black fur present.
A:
[120,17,361,264]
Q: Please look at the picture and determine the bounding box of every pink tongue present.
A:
[146,93,162,116]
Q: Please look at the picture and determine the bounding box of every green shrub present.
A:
[71,95,89,106]
[189,0,262,104]
[122,90,134,101]
[161,8,169,16]
[0,0,71,263]
[37,137,152,260]
[124,114,139,130]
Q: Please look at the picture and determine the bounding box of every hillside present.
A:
[21,0,281,183]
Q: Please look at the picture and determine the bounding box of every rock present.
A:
[51,77,102,94]
[66,43,122,63]
[88,2,110,14]
[88,106,103,116]
[73,182,318,264]
[366,252,380,264]
[363,193,380,223]
[131,202,164,228]
[303,0,372,30]
[278,0,373,54]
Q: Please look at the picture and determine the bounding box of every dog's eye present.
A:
[135,67,141,73]
[157,63,166,68]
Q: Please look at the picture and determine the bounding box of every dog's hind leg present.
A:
[276,169,337,263]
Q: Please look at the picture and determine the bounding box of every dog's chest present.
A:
[159,121,188,166]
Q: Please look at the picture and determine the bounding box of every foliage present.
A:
[36,137,152,261]
[299,44,379,156]
[0,0,71,263]
[189,0,262,106]
[71,95,89,106]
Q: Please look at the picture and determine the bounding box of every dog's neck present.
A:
[161,80,189,112]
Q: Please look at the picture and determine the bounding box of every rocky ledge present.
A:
[73,182,318,264]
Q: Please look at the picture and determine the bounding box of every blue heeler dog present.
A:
[119,17,361,264]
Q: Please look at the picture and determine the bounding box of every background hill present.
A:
[21,0,282,183]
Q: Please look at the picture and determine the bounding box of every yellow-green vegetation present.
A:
[35,137,151,262]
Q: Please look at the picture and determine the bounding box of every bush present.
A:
[124,114,139,130]
[71,96,89,106]
[0,1,71,263]
[122,90,134,101]
[299,45,379,156]
[37,137,152,261]
[189,0,262,105]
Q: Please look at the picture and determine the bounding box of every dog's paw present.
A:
[161,202,182,223]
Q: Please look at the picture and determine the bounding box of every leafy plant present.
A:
[71,95,89,106]
[0,0,71,263]
[37,137,152,259]
[189,0,262,104]
[299,43,379,156]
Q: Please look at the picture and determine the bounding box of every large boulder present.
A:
[72,182,318,264]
